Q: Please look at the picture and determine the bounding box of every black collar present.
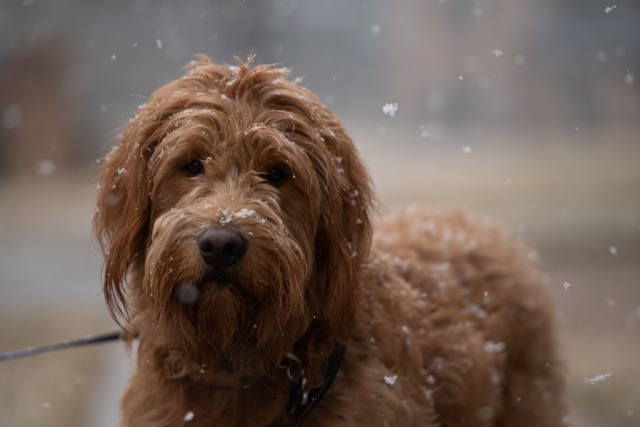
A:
[285,345,346,426]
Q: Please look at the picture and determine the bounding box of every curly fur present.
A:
[94,55,567,426]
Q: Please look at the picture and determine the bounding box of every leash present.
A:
[0,330,125,362]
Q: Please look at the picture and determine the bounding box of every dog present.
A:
[94,55,567,426]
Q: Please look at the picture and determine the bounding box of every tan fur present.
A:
[94,55,567,426]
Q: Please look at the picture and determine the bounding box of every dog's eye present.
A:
[263,166,289,187]
[182,160,204,177]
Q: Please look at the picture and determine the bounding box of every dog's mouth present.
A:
[172,267,241,307]
[199,265,239,288]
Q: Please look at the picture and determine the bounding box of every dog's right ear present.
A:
[94,56,217,323]
[94,114,161,323]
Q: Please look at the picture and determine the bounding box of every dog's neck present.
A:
[127,327,344,426]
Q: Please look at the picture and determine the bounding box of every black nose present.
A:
[198,227,247,267]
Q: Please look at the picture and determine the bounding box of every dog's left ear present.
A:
[311,120,374,341]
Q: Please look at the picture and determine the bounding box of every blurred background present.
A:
[0,0,638,425]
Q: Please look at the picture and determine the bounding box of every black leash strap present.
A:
[0,330,124,362]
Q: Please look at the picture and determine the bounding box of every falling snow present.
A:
[184,411,195,422]
[477,406,494,421]
[156,39,163,49]
[609,246,618,255]
[462,146,472,154]
[625,70,635,85]
[2,105,22,129]
[491,49,503,57]
[176,283,200,305]
[604,5,617,14]
[514,53,526,66]
[585,372,612,385]
[382,103,398,117]
[562,282,571,291]
[597,51,608,62]
[36,160,56,176]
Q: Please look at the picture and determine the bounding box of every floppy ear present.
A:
[312,118,374,341]
[94,119,157,323]
[94,57,217,322]
[94,55,246,324]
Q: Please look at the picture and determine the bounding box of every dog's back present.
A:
[335,208,568,426]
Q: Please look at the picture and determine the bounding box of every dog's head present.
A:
[94,56,373,378]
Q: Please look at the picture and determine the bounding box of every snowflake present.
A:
[585,372,612,385]
[36,160,56,176]
[625,70,635,85]
[491,49,503,57]
[234,208,256,219]
[605,5,617,13]
[484,341,506,353]
[384,374,398,386]
[382,103,398,117]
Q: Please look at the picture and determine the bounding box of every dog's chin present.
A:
[176,283,251,342]
[163,284,311,389]
[197,266,239,289]
[163,272,306,360]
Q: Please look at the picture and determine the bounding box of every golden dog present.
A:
[94,55,567,426]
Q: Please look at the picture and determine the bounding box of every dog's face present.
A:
[94,56,372,379]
